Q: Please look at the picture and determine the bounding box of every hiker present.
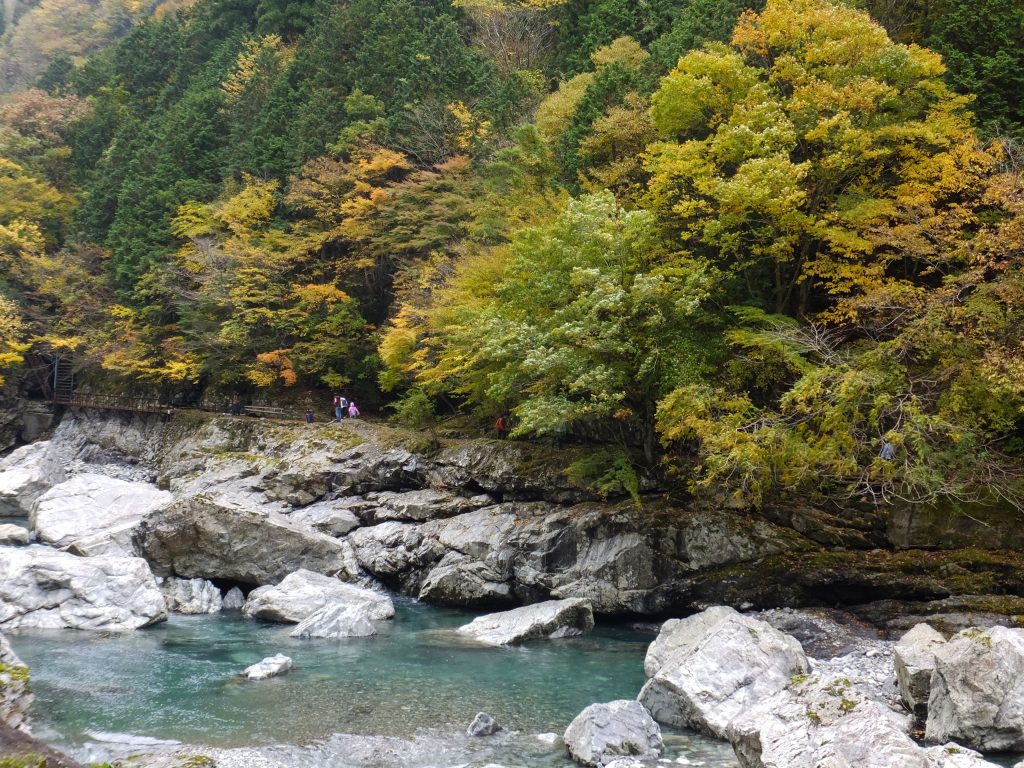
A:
[333,394,344,421]
[304,408,314,424]
[339,394,349,419]
[495,414,509,440]
[229,401,242,416]
[347,401,360,419]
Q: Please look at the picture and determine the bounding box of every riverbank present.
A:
[6,407,1023,629]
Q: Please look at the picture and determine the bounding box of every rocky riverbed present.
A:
[3,408,1024,767]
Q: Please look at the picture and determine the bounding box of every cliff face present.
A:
[44,410,1024,631]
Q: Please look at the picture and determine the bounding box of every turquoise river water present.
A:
[8,599,740,767]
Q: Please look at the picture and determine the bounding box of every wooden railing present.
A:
[52,391,172,415]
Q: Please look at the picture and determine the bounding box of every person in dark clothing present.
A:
[495,414,509,440]
[305,408,315,424]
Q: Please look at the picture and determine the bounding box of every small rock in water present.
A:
[535,732,559,746]
[467,712,501,737]
[243,654,293,680]
[222,587,245,610]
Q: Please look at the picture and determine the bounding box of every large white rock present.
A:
[222,587,245,610]
[289,601,378,639]
[0,524,29,546]
[727,673,995,768]
[243,654,292,680]
[0,631,32,732]
[31,473,171,551]
[456,598,594,646]
[242,569,394,624]
[638,606,809,738]
[0,546,167,630]
[0,441,65,517]
[895,623,946,715]
[925,626,1024,751]
[563,700,663,767]
[161,577,222,614]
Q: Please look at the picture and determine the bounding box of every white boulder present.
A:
[563,700,662,767]
[31,473,171,552]
[895,623,946,715]
[161,577,222,614]
[925,626,1024,751]
[0,441,65,517]
[289,601,378,638]
[242,569,394,624]
[638,606,808,738]
[0,524,29,546]
[222,587,245,610]
[727,673,977,768]
[0,546,167,630]
[243,654,293,680]
[456,598,594,646]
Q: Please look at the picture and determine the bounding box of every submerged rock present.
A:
[0,524,29,546]
[243,568,394,624]
[32,473,171,553]
[925,626,1024,751]
[563,700,662,767]
[466,712,501,737]
[0,546,167,630]
[638,606,808,738]
[895,623,946,716]
[134,495,359,585]
[456,598,594,646]
[289,601,378,638]
[243,654,293,680]
[0,631,32,732]
[0,441,65,517]
[161,577,222,615]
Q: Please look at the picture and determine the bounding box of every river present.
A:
[8,599,740,767]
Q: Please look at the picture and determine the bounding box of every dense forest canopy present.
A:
[0,0,1023,511]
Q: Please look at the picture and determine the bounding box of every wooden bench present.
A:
[243,405,288,419]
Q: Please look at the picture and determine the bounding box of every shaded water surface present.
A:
[9,600,739,767]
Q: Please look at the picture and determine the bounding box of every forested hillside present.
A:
[1,0,1023,512]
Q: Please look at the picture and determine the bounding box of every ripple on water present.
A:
[8,600,739,767]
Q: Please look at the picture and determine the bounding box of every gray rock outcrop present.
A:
[895,623,946,715]
[289,601,378,638]
[242,569,394,624]
[289,501,360,536]
[31,473,171,554]
[727,673,993,768]
[925,626,1024,751]
[563,700,662,767]
[0,525,29,546]
[466,712,500,737]
[457,598,594,645]
[133,495,359,585]
[0,631,32,732]
[161,577,222,614]
[0,546,167,630]
[639,606,809,738]
[0,441,65,516]
[243,654,292,680]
